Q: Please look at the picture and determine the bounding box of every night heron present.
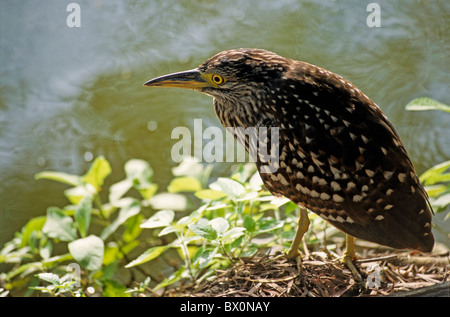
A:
[144,48,434,277]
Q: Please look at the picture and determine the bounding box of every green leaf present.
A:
[270,196,291,207]
[257,218,285,234]
[167,176,202,193]
[171,157,204,178]
[125,159,154,186]
[221,227,246,243]
[39,240,52,260]
[235,191,259,202]
[239,246,259,257]
[43,207,77,242]
[153,266,187,291]
[243,215,256,233]
[82,156,112,191]
[195,189,227,200]
[209,217,229,235]
[149,193,188,211]
[123,214,143,243]
[249,171,264,189]
[232,163,257,183]
[189,219,217,240]
[285,201,300,214]
[100,198,141,240]
[102,279,130,297]
[41,253,73,267]
[432,193,450,212]
[193,246,218,269]
[103,243,120,266]
[206,203,231,211]
[74,196,92,238]
[180,236,204,245]
[121,159,158,201]
[141,210,175,229]
[68,235,104,271]
[176,208,204,227]
[64,186,93,205]
[109,179,133,203]
[405,97,450,113]
[209,177,246,197]
[4,262,43,280]
[425,184,448,198]
[36,272,61,285]
[137,183,158,200]
[20,216,47,248]
[419,160,450,185]
[125,245,169,268]
[425,184,450,197]
[35,171,82,187]
[158,225,178,237]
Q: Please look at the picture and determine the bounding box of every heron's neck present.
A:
[213,92,273,130]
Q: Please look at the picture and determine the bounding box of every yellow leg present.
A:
[341,235,362,283]
[343,235,356,260]
[286,206,310,259]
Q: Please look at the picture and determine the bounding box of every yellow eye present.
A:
[211,74,224,85]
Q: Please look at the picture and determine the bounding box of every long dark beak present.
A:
[143,69,209,89]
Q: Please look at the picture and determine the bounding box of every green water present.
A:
[1,0,449,247]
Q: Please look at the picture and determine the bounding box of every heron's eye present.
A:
[211,74,224,85]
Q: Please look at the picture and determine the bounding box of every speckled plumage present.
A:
[147,48,435,252]
[198,49,434,252]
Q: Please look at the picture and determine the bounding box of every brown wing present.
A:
[258,61,434,251]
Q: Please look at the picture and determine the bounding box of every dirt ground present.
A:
[160,241,450,297]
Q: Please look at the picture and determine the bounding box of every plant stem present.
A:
[93,193,107,220]
[219,241,235,264]
[176,232,194,280]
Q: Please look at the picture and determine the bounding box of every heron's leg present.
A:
[341,235,362,282]
[286,206,310,259]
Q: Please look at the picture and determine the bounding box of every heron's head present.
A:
[144,48,290,101]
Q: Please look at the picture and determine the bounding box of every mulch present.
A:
[160,242,449,297]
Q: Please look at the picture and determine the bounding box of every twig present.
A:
[239,273,300,284]
[355,254,450,267]
[355,255,398,263]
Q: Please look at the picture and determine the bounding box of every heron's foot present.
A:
[341,235,364,286]
[284,206,309,271]
[286,248,303,271]
[285,247,300,259]
[341,254,363,284]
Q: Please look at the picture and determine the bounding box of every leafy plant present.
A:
[2,96,448,296]
[420,160,450,217]
[125,162,311,290]
[0,156,158,296]
[0,155,329,296]
[406,97,450,218]
[29,272,83,297]
[405,97,450,113]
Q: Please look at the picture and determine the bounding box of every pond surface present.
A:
[1,0,449,246]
